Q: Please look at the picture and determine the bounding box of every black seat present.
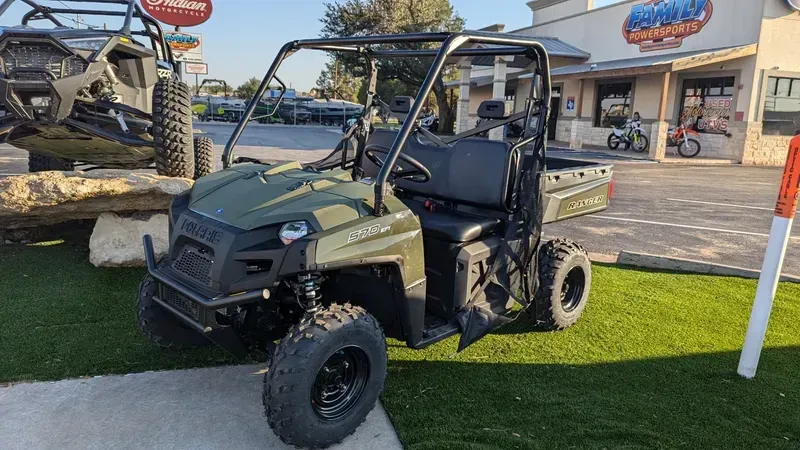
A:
[362,129,518,243]
[405,201,502,243]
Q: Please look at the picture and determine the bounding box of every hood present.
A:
[188,162,376,231]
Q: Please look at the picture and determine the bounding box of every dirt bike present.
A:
[607,119,649,153]
[668,122,702,158]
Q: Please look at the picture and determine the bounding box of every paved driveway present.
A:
[0,365,401,450]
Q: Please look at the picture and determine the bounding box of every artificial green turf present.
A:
[0,236,236,383]
[382,266,800,449]
[1,238,799,449]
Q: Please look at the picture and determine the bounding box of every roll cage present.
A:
[224,30,553,216]
[0,0,177,71]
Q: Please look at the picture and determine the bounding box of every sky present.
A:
[0,0,623,91]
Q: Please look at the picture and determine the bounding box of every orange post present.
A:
[775,136,800,219]
[739,135,800,378]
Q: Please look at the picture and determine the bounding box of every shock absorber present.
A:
[297,273,321,313]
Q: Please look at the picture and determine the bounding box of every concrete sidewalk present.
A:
[0,365,402,450]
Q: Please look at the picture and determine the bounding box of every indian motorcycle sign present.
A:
[141,0,213,27]
[623,0,713,52]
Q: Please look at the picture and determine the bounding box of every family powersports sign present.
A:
[140,0,213,27]
[623,0,713,52]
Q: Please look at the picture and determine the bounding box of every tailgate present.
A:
[542,158,613,224]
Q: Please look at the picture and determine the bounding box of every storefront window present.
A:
[679,77,735,134]
[594,82,632,128]
[763,76,800,136]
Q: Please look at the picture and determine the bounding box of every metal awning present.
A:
[522,44,758,80]
[470,36,590,67]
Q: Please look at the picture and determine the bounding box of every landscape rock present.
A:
[0,170,192,229]
[89,212,169,268]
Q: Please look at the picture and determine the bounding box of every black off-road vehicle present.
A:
[137,31,614,448]
[0,0,212,178]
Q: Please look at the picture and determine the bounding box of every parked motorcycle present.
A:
[667,122,702,158]
[607,118,649,153]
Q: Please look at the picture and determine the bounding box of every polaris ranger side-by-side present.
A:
[136,31,614,448]
[0,0,212,178]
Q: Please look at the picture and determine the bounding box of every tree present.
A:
[202,81,229,96]
[236,77,262,100]
[315,57,361,103]
[320,0,464,132]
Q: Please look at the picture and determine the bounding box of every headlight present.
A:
[62,37,109,52]
[279,221,311,245]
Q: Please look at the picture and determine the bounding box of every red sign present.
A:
[141,0,213,27]
[623,0,713,52]
[775,137,800,219]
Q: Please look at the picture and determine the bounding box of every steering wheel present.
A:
[364,144,431,183]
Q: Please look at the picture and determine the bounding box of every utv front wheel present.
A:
[136,274,209,349]
[532,238,591,330]
[152,79,194,178]
[263,303,387,448]
[28,154,74,172]
[193,136,214,179]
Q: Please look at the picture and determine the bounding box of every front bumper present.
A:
[143,234,270,357]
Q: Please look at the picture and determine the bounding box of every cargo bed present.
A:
[542,157,614,224]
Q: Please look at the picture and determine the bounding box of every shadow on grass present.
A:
[383,348,800,450]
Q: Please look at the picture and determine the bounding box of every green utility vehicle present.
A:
[137,31,613,448]
[0,0,211,178]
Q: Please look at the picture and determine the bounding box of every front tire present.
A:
[28,154,74,172]
[631,134,649,153]
[193,136,214,179]
[136,273,209,349]
[532,238,592,330]
[678,138,702,158]
[152,79,195,178]
[263,303,387,448]
[607,133,621,150]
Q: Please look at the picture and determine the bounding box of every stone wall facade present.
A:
[740,122,793,166]
[554,118,572,143]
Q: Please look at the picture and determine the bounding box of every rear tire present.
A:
[136,272,209,349]
[152,79,194,178]
[263,303,387,448]
[607,133,621,150]
[678,138,702,158]
[193,136,214,179]
[28,154,74,172]
[532,238,592,330]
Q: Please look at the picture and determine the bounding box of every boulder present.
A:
[0,171,192,229]
[89,212,169,268]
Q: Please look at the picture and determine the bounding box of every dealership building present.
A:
[455,0,800,164]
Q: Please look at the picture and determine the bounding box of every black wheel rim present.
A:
[312,346,370,421]
[560,267,586,312]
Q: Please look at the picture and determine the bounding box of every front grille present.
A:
[0,42,88,80]
[161,286,200,321]
[173,245,214,287]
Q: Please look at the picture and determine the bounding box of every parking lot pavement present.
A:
[2,123,796,275]
[0,364,402,450]
[546,164,800,276]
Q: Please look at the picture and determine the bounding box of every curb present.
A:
[659,158,739,165]
[595,251,800,283]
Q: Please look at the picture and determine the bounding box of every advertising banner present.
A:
[165,32,204,63]
[184,62,208,75]
[141,0,213,27]
[623,0,713,52]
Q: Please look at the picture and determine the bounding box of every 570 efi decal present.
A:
[623,0,713,52]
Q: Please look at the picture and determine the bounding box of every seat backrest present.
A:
[362,130,516,212]
[477,100,511,119]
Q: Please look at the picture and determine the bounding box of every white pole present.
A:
[738,136,800,379]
